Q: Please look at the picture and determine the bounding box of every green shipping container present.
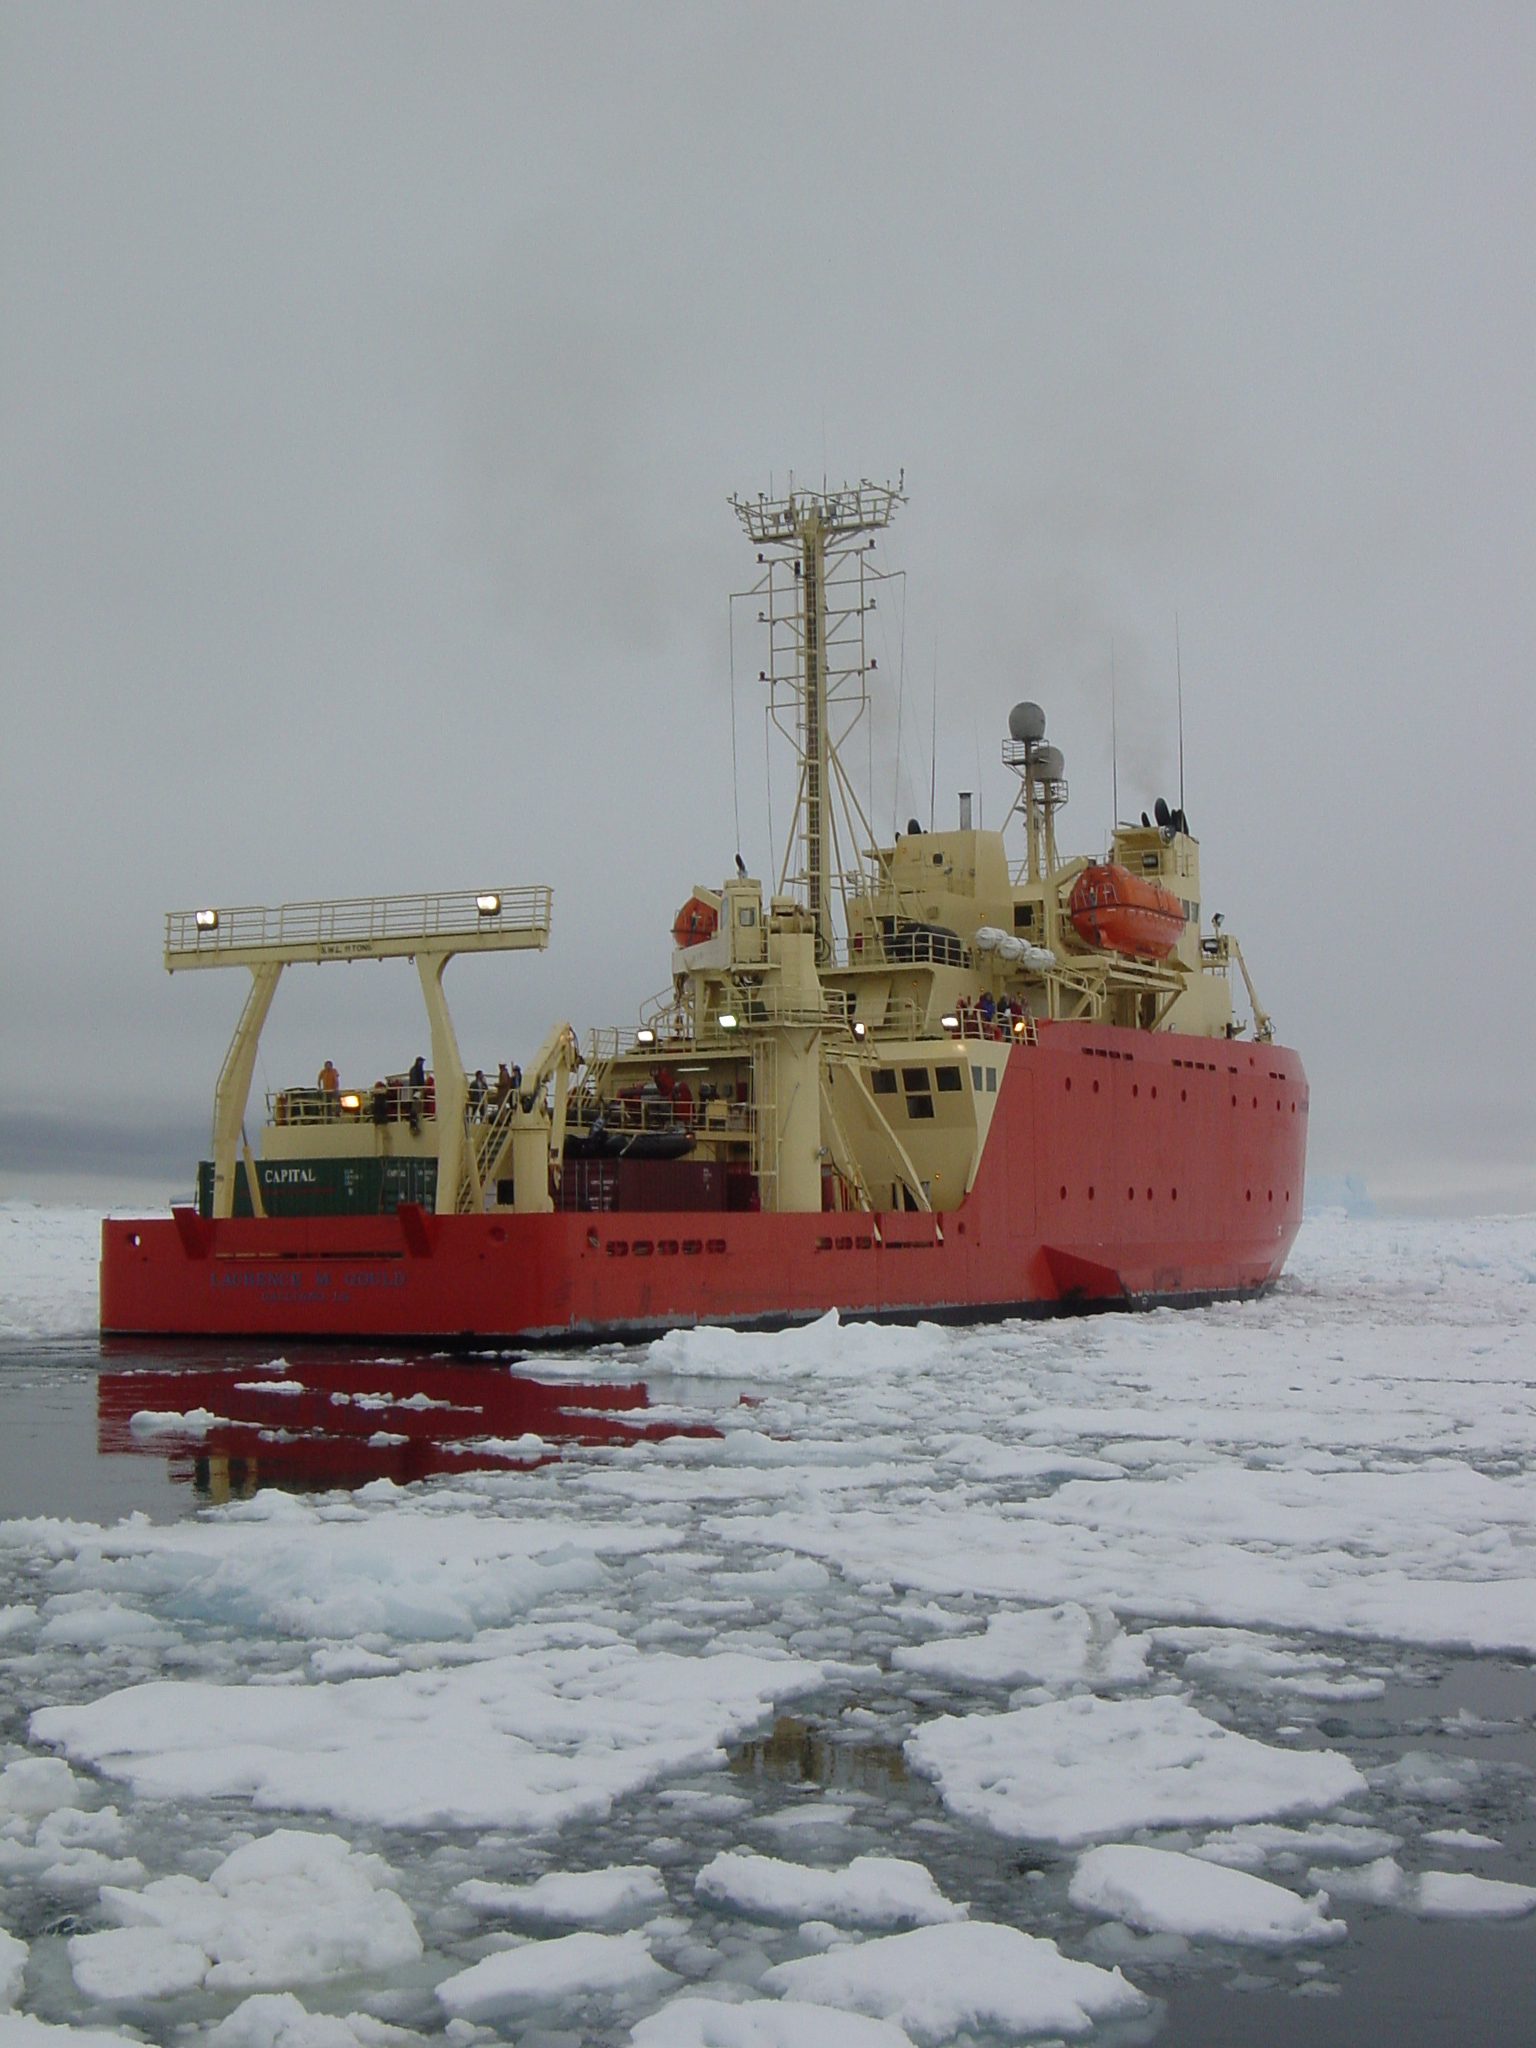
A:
[196,1155,439,1219]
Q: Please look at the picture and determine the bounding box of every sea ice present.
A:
[0,2020,139,2048]
[1069,1844,1346,1946]
[1423,1827,1500,1850]
[208,1992,414,2048]
[67,1831,420,2000]
[455,1865,667,1925]
[436,1929,672,2013]
[907,1694,1364,1843]
[1194,1820,1400,1870]
[695,1851,964,1927]
[1413,1870,1536,1918]
[0,1761,83,1817]
[0,1929,25,2010]
[33,1645,820,1833]
[1157,1627,1384,1701]
[128,1410,223,1439]
[892,1602,1148,1693]
[761,1921,1148,2043]
[631,1997,917,2047]
[1369,1750,1482,1803]
[1308,1858,1536,1917]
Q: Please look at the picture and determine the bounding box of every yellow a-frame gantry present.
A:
[165,887,552,1218]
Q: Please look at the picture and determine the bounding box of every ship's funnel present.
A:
[1008,701,1046,745]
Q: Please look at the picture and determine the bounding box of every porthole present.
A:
[1181,1089,1187,1102]
[1065,1077,1072,1092]
[1088,1186,1096,1201]
[1093,1080,1100,1094]
[1060,1185,1067,1201]
[1127,1186,1135,1202]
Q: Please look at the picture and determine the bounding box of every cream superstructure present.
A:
[174,481,1274,1228]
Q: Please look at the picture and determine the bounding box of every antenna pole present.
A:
[929,640,937,832]
[1175,611,1185,816]
[1111,638,1119,829]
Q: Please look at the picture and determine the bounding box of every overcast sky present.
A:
[2,3,1532,1211]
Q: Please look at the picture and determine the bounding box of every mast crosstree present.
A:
[732,477,904,963]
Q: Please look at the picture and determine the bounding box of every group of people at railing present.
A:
[953,992,1028,1041]
[468,1064,523,1121]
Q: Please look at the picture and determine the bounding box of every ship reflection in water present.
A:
[96,1355,715,1500]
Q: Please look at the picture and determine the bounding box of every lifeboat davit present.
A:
[672,896,719,950]
[1069,863,1185,960]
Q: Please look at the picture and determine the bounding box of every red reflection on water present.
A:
[97,1357,715,1497]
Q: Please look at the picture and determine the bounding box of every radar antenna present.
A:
[732,475,905,964]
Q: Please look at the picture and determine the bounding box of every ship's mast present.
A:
[733,477,903,964]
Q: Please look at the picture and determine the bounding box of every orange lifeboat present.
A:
[1069,863,1185,960]
[672,896,719,951]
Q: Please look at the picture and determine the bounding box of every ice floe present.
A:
[0,1929,25,2010]
[907,1694,1364,1843]
[1193,1819,1400,1870]
[1070,1843,1346,1946]
[34,1644,820,1833]
[207,1992,414,2048]
[1309,1857,1536,1917]
[67,1831,420,2000]
[694,1851,964,1927]
[632,1998,917,2047]
[892,1602,1149,1692]
[455,1865,666,1925]
[761,1921,1148,2042]
[436,1929,672,2013]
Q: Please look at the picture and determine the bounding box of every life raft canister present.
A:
[672,896,719,951]
[1069,862,1185,961]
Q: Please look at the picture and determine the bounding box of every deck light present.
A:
[476,893,501,916]
[340,1092,360,1110]
[195,908,218,931]
[718,1012,738,1031]
[636,1027,656,1047]
[1013,1017,1029,1038]
[941,1014,959,1031]
[852,1020,867,1040]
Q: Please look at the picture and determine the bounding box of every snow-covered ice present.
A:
[67,1831,421,2000]
[761,1921,1148,2041]
[631,1998,917,2047]
[455,1865,666,1925]
[1,1209,1534,2043]
[1310,1857,1536,1918]
[436,1929,672,2013]
[891,1601,1149,1692]
[694,1850,964,1927]
[33,1644,821,1834]
[0,1929,25,2011]
[1070,1843,1346,1946]
[907,1693,1364,1843]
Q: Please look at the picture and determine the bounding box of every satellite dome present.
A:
[1008,701,1046,745]
[1031,743,1065,782]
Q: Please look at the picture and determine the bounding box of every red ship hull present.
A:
[101,1025,1308,1343]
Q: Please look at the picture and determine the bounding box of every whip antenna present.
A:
[1111,638,1119,827]
[1175,611,1185,817]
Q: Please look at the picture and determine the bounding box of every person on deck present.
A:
[318,1059,340,1094]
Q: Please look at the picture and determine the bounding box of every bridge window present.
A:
[902,1068,930,1092]
[872,1070,897,1096]
[936,1066,963,1092]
